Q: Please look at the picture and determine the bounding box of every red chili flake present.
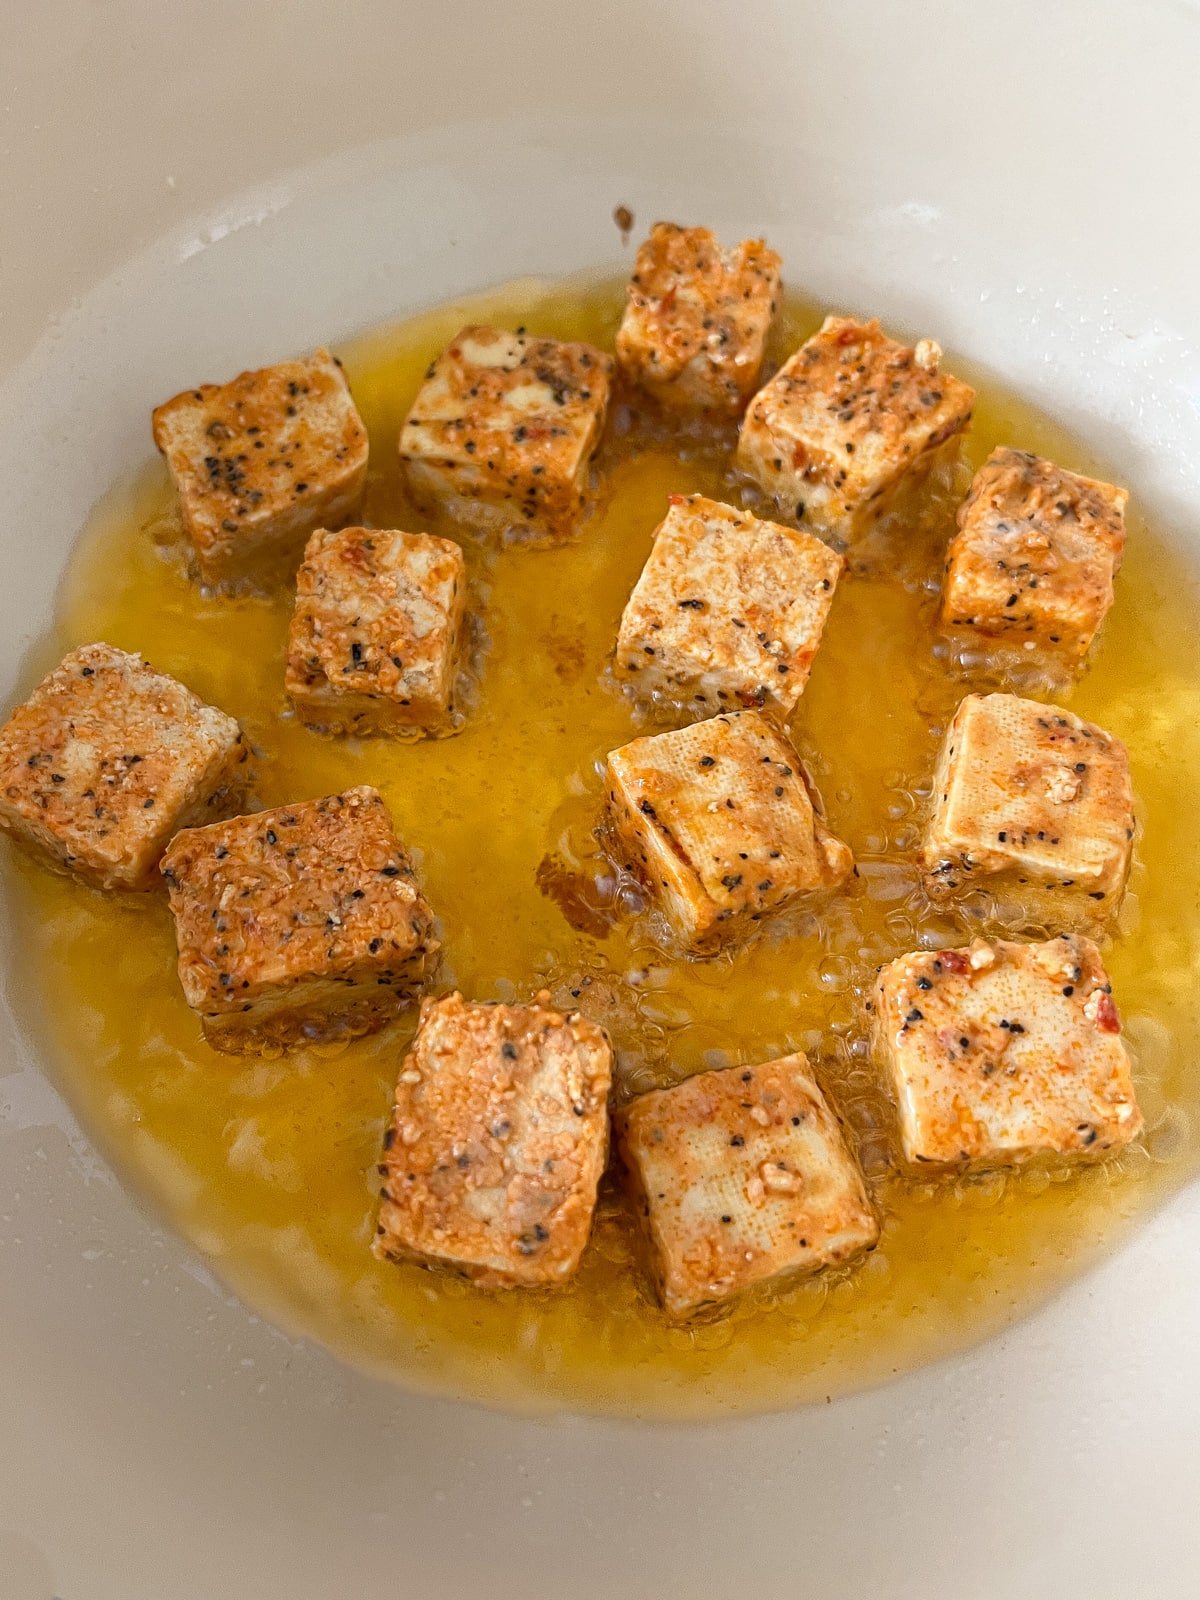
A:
[1093,991,1121,1034]
[938,949,971,975]
[668,493,688,506]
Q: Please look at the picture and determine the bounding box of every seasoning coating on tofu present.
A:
[736,316,975,541]
[161,786,438,1053]
[943,446,1127,657]
[285,527,467,737]
[606,711,853,950]
[398,326,613,545]
[924,693,1134,910]
[870,935,1142,1167]
[373,991,613,1287]
[0,642,250,891]
[152,348,368,590]
[614,494,843,716]
[615,222,782,414]
[618,1054,878,1319]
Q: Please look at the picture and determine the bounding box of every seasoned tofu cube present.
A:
[0,642,250,891]
[373,990,613,1287]
[615,222,782,415]
[606,710,853,950]
[152,348,368,590]
[161,786,438,1054]
[942,446,1127,658]
[614,494,842,717]
[736,315,975,543]
[923,693,1134,914]
[869,934,1142,1167]
[398,325,613,545]
[618,1053,878,1318]
[284,526,467,738]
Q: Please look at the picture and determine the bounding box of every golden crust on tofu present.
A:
[614,494,843,717]
[615,222,782,414]
[736,315,975,540]
[398,326,613,545]
[152,348,368,590]
[923,693,1134,911]
[285,526,467,737]
[0,642,250,891]
[606,710,853,951]
[161,785,438,1053]
[943,446,1127,657]
[618,1054,878,1319]
[373,991,613,1287]
[869,935,1142,1167]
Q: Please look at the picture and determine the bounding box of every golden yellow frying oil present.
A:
[6,277,1200,1418]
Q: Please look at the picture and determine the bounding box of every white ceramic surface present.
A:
[2,3,1199,1596]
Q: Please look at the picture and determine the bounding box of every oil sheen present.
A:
[7,277,1200,1418]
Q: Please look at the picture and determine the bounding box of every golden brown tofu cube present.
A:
[152,348,369,590]
[398,326,613,545]
[869,935,1142,1167]
[161,786,438,1054]
[736,316,975,543]
[618,1054,878,1319]
[615,222,782,415]
[942,446,1127,658]
[923,693,1134,916]
[614,494,842,717]
[373,991,613,1287]
[284,527,467,738]
[606,710,853,951]
[0,642,250,891]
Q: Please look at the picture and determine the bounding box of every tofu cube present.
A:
[942,446,1127,658]
[398,326,613,545]
[615,222,782,414]
[152,348,369,590]
[161,786,438,1054]
[923,693,1134,912]
[0,642,250,891]
[285,527,467,737]
[870,935,1142,1166]
[373,991,613,1287]
[606,710,854,950]
[614,494,842,716]
[736,316,975,543]
[618,1053,878,1318]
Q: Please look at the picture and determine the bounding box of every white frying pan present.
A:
[1,2,1198,1595]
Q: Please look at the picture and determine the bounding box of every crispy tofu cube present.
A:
[942,447,1127,658]
[923,693,1134,913]
[284,527,467,737]
[0,642,250,891]
[161,786,438,1054]
[615,222,782,414]
[398,326,613,545]
[152,348,369,590]
[870,935,1142,1167]
[613,494,842,717]
[618,1054,878,1318]
[736,316,975,543]
[373,991,613,1287]
[606,710,853,950]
